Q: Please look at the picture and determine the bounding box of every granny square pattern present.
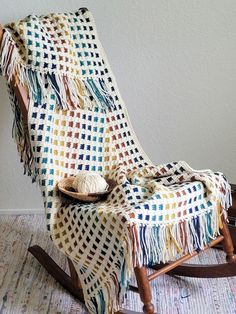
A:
[0,8,232,314]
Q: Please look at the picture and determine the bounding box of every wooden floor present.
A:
[0,214,236,314]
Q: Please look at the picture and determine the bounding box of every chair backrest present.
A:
[0,11,151,232]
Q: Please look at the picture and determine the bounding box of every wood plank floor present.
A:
[0,214,236,314]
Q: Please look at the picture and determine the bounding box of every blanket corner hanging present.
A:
[0,8,232,314]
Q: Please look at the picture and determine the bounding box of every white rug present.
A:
[0,215,236,314]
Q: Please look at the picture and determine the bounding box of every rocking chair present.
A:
[1,9,236,314]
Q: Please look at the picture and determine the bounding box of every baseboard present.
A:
[0,208,43,215]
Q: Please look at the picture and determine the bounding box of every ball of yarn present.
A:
[73,171,108,193]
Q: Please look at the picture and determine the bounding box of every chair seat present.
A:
[54,171,223,270]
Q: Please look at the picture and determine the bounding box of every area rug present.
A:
[0,214,236,314]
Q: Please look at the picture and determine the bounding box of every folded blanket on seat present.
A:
[0,8,232,313]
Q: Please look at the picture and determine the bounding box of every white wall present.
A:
[0,0,236,211]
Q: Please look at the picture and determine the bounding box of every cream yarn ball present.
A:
[73,171,108,193]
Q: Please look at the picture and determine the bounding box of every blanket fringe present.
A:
[0,30,18,79]
[130,208,221,267]
[0,29,115,179]
[78,242,132,314]
[0,29,114,111]
[7,83,36,181]
[81,205,225,313]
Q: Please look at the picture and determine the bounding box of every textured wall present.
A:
[0,0,236,210]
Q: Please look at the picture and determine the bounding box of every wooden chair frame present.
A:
[1,24,236,314]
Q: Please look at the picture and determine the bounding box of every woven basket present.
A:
[58,176,116,202]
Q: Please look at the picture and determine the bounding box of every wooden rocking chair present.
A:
[1,20,236,314]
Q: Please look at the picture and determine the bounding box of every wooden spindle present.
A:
[0,24,3,44]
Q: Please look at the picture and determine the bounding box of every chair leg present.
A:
[67,258,82,289]
[28,245,84,302]
[134,267,155,314]
[220,218,236,263]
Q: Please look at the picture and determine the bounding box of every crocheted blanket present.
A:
[0,9,232,313]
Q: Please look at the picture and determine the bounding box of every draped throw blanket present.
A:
[0,8,232,313]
